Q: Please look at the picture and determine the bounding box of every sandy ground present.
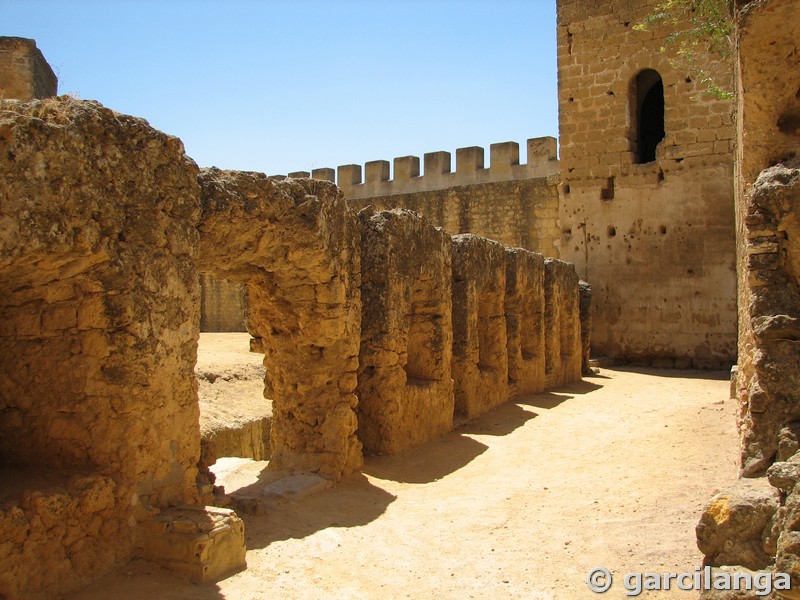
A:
[196,333,270,439]
[68,366,739,600]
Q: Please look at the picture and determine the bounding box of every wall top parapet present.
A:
[274,137,559,200]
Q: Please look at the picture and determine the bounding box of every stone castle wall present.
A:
[202,138,561,333]
[199,274,246,332]
[0,97,202,599]
[556,0,737,367]
[696,1,800,591]
[732,0,800,477]
[278,137,561,256]
[0,33,593,597]
[0,37,57,101]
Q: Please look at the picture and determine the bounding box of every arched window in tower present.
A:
[632,69,665,164]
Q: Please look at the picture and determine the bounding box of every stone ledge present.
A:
[137,505,246,583]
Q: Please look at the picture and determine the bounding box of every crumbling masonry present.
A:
[696,0,800,592]
[0,38,586,598]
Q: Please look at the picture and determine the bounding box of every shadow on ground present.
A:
[244,473,397,548]
[608,366,730,381]
[457,402,538,436]
[363,433,488,484]
[514,378,605,411]
[67,369,616,600]
[65,558,228,600]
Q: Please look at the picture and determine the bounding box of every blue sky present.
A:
[6,1,558,177]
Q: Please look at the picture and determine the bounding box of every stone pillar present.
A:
[197,172,363,481]
[505,247,546,397]
[356,208,454,454]
[579,280,593,375]
[451,234,509,420]
[0,96,202,598]
[0,37,57,100]
[544,258,582,387]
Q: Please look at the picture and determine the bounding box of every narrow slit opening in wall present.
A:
[477,295,499,373]
[520,292,542,363]
[631,69,665,164]
[404,276,440,386]
[559,293,577,365]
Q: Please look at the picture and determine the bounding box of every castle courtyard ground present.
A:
[68,357,738,599]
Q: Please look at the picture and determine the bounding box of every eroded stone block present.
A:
[696,477,779,571]
[452,234,508,420]
[138,505,246,583]
[197,170,363,480]
[356,209,454,454]
[0,96,203,597]
[544,258,582,388]
[505,248,546,397]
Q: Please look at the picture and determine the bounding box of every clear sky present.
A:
[6,1,558,178]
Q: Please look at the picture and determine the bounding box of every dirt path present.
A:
[69,368,739,599]
[196,333,269,441]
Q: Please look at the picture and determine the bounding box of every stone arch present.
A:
[631,68,665,164]
[0,97,203,596]
[196,170,363,481]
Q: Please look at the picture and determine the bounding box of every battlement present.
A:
[277,137,559,200]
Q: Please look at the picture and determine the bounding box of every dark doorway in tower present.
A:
[634,69,665,164]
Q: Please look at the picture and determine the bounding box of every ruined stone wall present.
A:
[733,0,800,477]
[544,258,583,388]
[196,171,363,481]
[505,248,546,397]
[356,216,582,445]
[0,97,202,599]
[280,138,561,256]
[451,234,510,420]
[199,139,562,334]
[0,37,57,101]
[557,0,737,366]
[695,2,800,590]
[199,274,246,332]
[346,176,560,257]
[357,209,454,454]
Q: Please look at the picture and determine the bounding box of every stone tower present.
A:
[0,37,57,100]
[556,0,737,367]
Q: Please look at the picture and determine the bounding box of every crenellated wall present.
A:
[0,36,592,599]
[276,138,561,256]
[319,137,558,199]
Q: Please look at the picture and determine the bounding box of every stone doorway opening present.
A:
[196,169,363,483]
